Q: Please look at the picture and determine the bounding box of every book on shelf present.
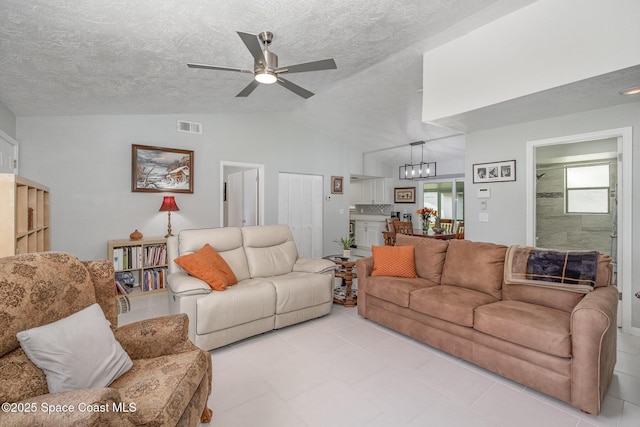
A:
[144,244,167,267]
[142,267,167,291]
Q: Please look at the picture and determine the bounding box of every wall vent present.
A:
[177,120,202,134]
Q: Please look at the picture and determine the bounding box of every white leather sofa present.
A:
[166,224,336,351]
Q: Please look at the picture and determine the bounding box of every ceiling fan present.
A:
[187,31,337,99]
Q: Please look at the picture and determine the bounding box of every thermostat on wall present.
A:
[477,188,491,198]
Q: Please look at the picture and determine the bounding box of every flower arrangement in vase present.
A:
[416,207,438,232]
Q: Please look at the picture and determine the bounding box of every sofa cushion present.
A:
[242,225,298,278]
[174,243,238,291]
[195,279,276,334]
[441,239,507,299]
[245,242,299,278]
[268,272,332,314]
[366,276,438,308]
[110,349,209,426]
[0,347,48,402]
[474,300,572,358]
[410,285,498,327]
[16,303,133,393]
[395,234,448,283]
[0,252,97,358]
[503,282,585,313]
[177,227,251,281]
[371,245,417,278]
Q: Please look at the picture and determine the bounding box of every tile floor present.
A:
[119,293,640,427]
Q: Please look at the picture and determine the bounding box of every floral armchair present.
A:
[0,252,212,426]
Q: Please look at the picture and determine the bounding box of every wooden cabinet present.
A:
[0,174,50,257]
[108,237,168,297]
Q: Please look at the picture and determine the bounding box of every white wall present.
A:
[422,0,640,121]
[17,113,353,260]
[465,101,639,246]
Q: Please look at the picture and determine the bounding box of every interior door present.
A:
[243,169,258,226]
[278,173,323,258]
[227,171,243,227]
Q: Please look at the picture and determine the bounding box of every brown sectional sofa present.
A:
[356,235,618,415]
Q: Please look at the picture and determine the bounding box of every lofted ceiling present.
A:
[1,0,637,170]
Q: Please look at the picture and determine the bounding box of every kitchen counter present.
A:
[350,214,390,222]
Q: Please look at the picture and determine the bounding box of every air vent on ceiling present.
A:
[177,120,202,134]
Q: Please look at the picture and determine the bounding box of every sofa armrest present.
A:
[167,272,212,296]
[0,388,132,426]
[570,285,618,415]
[293,258,336,274]
[115,313,198,359]
[356,257,374,318]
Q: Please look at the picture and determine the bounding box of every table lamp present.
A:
[159,196,179,237]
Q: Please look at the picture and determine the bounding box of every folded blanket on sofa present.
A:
[504,245,598,293]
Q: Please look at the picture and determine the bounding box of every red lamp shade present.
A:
[159,196,180,212]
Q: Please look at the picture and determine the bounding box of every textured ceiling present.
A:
[4,0,636,168]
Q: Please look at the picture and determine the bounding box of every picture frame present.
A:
[394,187,416,203]
[331,176,344,194]
[472,160,516,183]
[132,144,194,193]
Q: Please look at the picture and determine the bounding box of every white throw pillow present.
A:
[16,303,133,393]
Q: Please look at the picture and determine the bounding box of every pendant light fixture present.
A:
[399,141,437,180]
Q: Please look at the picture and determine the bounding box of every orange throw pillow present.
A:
[371,245,417,278]
[174,244,238,291]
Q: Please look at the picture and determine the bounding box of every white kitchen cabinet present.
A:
[349,181,364,204]
[352,178,393,204]
[354,220,385,249]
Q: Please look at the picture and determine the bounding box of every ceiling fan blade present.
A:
[277,77,314,99]
[236,31,265,64]
[187,63,253,73]
[276,58,337,74]
[236,80,260,97]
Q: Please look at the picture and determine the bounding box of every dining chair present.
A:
[455,222,465,239]
[382,231,396,246]
[392,220,414,236]
[439,219,453,232]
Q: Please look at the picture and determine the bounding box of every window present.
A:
[423,180,464,221]
[565,164,609,214]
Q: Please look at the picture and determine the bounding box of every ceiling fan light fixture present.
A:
[255,70,277,84]
[620,86,640,96]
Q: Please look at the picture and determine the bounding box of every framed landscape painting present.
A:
[132,144,194,193]
[472,160,516,183]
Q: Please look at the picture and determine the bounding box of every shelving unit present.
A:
[0,174,50,257]
[108,237,168,297]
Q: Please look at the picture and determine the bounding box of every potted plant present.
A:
[334,236,355,259]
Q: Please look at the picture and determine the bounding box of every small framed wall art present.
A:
[472,160,516,183]
[331,176,344,194]
[132,144,194,193]
[394,187,416,203]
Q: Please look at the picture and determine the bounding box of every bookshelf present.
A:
[108,237,168,297]
[0,174,50,257]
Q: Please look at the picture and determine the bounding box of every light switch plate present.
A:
[479,212,489,222]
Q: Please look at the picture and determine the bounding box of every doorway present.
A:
[220,161,264,227]
[0,130,18,174]
[526,128,634,335]
[535,138,617,255]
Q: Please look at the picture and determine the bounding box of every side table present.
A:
[324,255,358,307]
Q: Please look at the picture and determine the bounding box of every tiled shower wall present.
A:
[535,161,616,256]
